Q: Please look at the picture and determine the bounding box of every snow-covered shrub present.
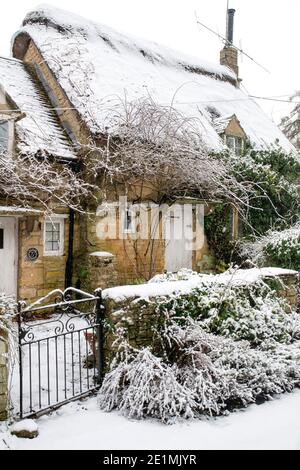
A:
[154,279,299,346]
[99,347,196,422]
[157,319,300,403]
[241,224,300,271]
[100,270,300,422]
[149,269,199,283]
[99,319,300,421]
[0,294,17,360]
[0,294,17,316]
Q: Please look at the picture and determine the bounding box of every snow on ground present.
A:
[2,390,300,450]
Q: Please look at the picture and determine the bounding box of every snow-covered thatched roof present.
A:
[0,56,76,160]
[13,4,294,152]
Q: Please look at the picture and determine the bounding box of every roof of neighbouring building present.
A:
[0,56,76,160]
[12,4,295,153]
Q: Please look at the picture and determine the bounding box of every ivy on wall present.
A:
[204,203,235,271]
[233,149,300,237]
[205,149,300,269]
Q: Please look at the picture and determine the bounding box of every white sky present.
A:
[0,0,299,123]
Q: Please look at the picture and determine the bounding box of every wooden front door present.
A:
[0,217,17,296]
[164,205,193,272]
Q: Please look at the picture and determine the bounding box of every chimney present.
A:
[220,8,239,80]
[227,8,235,44]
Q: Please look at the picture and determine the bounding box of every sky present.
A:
[0,0,299,123]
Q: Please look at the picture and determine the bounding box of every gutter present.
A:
[65,207,75,288]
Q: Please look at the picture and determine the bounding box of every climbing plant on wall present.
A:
[205,149,300,269]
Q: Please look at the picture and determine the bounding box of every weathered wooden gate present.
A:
[17,288,105,419]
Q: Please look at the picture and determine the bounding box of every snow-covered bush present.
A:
[0,294,17,357]
[149,269,199,283]
[99,319,300,421]
[99,347,196,422]
[99,270,300,422]
[154,279,299,346]
[241,224,300,271]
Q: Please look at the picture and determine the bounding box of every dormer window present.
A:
[0,121,8,152]
[212,114,247,156]
[225,135,244,156]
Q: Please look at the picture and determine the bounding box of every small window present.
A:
[225,135,244,156]
[0,228,3,249]
[44,218,64,256]
[0,121,8,152]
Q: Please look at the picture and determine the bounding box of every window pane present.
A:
[0,122,8,152]
[226,135,244,156]
[45,240,53,251]
[52,241,59,251]
[52,231,60,241]
[45,221,61,252]
[226,136,235,149]
[235,138,243,156]
[0,228,3,249]
[45,230,53,242]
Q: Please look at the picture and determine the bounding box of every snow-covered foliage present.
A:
[83,97,251,206]
[0,294,17,315]
[99,346,196,422]
[0,294,17,363]
[241,223,300,271]
[0,149,95,212]
[16,4,294,151]
[103,267,297,303]
[149,269,199,283]
[99,318,300,422]
[153,279,300,346]
[99,273,300,422]
[225,149,300,237]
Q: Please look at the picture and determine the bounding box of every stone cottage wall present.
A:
[18,213,80,303]
[85,212,165,285]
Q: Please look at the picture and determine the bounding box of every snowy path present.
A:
[2,389,300,450]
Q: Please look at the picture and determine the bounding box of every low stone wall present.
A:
[0,330,8,421]
[263,272,299,308]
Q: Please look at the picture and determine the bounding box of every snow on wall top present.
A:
[0,56,75,159]
[102,267,298,303]
[15,4,294,152]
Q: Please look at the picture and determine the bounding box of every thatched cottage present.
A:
[0,5,294,301]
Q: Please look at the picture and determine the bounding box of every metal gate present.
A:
[17,288,106,419]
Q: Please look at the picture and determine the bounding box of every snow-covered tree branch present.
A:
[0,150,95,213]
[83,97,252,208]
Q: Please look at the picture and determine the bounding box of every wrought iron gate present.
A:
[17,288,106,419]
